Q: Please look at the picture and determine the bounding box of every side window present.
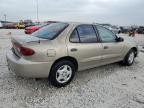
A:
[96,26,116,42]
[77,25,97,43]
[70,29,79,43]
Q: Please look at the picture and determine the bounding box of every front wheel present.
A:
[121,49,135,66]
[49,60,75,87]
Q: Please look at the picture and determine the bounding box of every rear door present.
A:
[67,24,103,71]
[95,25,124,64]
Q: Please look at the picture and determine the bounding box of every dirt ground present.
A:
[0,29,144,108]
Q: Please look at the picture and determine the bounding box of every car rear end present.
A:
[25,27,33,34]
[25,26,38,34]
[6,36,53,78]
[7,22,69,78]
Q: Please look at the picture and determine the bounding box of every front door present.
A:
[96,25,124,64]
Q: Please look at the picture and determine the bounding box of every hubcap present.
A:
[128,52,134,64]
[56,65,72,83]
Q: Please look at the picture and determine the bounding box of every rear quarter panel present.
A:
[22,25,72,62]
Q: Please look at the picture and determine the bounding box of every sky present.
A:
[0,0,144,26]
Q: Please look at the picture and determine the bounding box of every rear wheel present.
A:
[49,60,75,87]
[121,49,135,66]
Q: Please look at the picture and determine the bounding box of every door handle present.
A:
[71,48,77,52]
[104,46,109,49]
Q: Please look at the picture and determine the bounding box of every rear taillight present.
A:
[19,46,35,56]
[13,43,35,56]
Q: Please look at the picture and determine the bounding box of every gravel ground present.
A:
[0,29,144,108]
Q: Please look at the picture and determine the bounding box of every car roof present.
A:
[60,22,98,26]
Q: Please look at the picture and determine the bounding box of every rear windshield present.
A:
[32,23,69,39]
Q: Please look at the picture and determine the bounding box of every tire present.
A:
[49,60,76,87]
[121,49,135,66]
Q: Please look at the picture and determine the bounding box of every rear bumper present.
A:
[6,51,53,78]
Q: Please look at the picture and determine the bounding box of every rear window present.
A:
[32,23,69,39]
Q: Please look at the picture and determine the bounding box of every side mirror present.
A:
[116,37,124,42]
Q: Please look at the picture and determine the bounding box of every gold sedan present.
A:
[6,22,139,87]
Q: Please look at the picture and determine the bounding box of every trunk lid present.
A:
[11,35,41,45]
[11,35,46,57]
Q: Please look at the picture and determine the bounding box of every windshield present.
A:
[32,23,69,39]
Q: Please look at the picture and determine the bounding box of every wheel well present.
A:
[50,56,78,72]
[131,47,138,57]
